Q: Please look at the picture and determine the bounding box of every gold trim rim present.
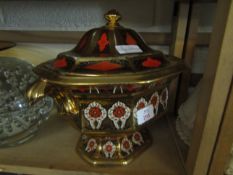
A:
[35,63,185,86]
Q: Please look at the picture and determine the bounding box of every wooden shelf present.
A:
[0,31,210,46]
[0,116,185,175]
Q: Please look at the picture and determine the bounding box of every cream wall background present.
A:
[0,0,215,32]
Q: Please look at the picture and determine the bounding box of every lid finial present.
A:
[104,9,121,28]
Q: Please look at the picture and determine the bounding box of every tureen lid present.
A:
[34,9,185,85]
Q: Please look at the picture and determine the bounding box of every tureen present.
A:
[27,10,185,165]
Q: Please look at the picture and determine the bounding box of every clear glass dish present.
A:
[0,57,54,147]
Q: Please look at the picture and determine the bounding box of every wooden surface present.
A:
[186,0,233,175]
[208,79,233,175]
[0,31,171,45]
[170,2,190,58]
[0,44,73,65]
[169,2,190,115]
[0,117,185,175]
[0,41,16,51]
[177,2,200,106]
[0,30,210,46]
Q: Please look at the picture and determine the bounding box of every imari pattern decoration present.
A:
[133,98,148,118]
[121,137,133,155]
[27,9,185,166]
[149,92,160,115]
[108,101,131,129]
[84,102,107,129]
[132,132,144,146]
[142,57,161,68]
[103,141,116,158]
[160,88,169,110]
[97,33,109,52]
[126,33,137,45]
[78,129,151,165]
[113,86,124,94]
[85,138,98,153]
[88,86,100,94]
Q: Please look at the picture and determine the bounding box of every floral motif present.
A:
[160,88,169,110]
[103,141,116,158]
[85,138,97,153]
[149,91,159,115]
[121,137,133,155]
[132,132,144,146]
[133,98,148,118]
[108,101,131,129]
[84,102,107,129]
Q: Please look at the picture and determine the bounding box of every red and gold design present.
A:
[125,84,138,92]
[133,98,148,118]
[103,141,116,158]
[77,36,87,50]
[149,91,159,115]
[85,138,98,153]
[88,86,100,94]
[98,33,109,52]
[121,137,133,155]
[108,101,131,129]
[27,9,185,166]
[113,86,124,94]
[126,33,137,45]
[53,58,67,68]
[84,61,122,71]
[160,88,169,110]
[132,132,144,146]
[142,57,161,68]
[84,102,107,129]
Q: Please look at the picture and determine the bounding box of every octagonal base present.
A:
[76,128,152,166]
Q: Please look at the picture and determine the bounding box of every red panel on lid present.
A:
[98,33,109,52]
[78,36,87,50]
[126,33,137,45]
[142,57,161,68]
[84,61,122,71]
[53,58,67,68]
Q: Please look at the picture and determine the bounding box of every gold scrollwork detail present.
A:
[55,91,79,115]
[26,79,48,102]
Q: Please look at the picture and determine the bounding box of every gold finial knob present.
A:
[104,9,121,28]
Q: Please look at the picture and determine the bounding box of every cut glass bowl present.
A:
[0,57,54,147]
